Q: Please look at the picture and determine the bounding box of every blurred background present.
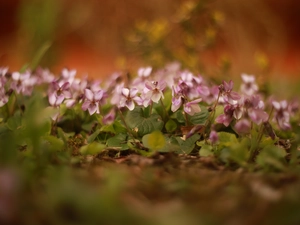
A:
[0,0,299,80]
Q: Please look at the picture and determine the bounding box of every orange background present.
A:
[0,0,299,80]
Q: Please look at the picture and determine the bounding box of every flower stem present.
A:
[118,108,139,146]
[249,106,275,162]
[183,111,189,126]
[160,99,168,120]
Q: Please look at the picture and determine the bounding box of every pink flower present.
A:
[215,104,235,126]
[102,109,116,125]
[144,80,166,103]
[119,88,140,110]
[240,73,258,96]
[209,130,219,144]
[0,67,8,77]
[61,68,76,83]
[82,89,104,115]
[171,85,184,112]
[11,71,36,95]
[219,80,241,104]
[272,100,291,130]
[138,67,152,78]
[234,119,251,134]
[245,95,268,124]
[183,98,202,116]
[48,81,71,107]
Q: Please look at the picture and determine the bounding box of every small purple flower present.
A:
[183,98,202,116]
[35,67,55,84]
[102,109,116,125]
[0,67,8,77]
[119,88,140,110]
[244,95,268,124]
[202,85,219,105]
[138,67,152,78]
[48,81,72,107]
[234,119,251,134]
[240,73,258,96]
[197,84,210,97]
[61,68,76,83]
[209,130,219,144]
[232,97,245,120]
[219,80,241,104]
[82,89,104,115]
[110,83,125,105]
[171,85,183,112]
[215,104,235,126]
[272,100,291,130]
[11,71,36,95]
[0,77,8,107]
[144,80,166,103]
[0,90,9,107]
[177,71,201,99]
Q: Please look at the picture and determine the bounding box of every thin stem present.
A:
[249,106,275,162]
[203,91,221,139]
[257,106,274,144]
[160,99,168,120]
[183,111,189,126]
[149,101,153,116]
[118,108,139,146]
[205,91,221,126]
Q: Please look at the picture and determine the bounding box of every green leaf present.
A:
[218,132,238,146]
[175,134,200,154]
[171,110,185,124]
[57,127,69,146]
[100,121,127,134]
[142,130,166,151]
[107,133,129,150]
[189,106,209,125]
[6,112,22,130]
[256,145,287,171]
[227,142,250,166]
[125,107,164,136]
[42,135,64,152]
[79,142,106,155]
[197,141,214,157]
[87,129,101,143]
[165,119,177,133]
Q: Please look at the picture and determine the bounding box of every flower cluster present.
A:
[0,65,298,138]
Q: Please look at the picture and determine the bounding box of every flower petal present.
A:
[84,89,94,101]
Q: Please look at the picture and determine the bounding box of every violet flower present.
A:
[240,73,258,96]
[61,68,76,84]
[272,100,291,130]
[102,108,116,125]
[144,80,166,103]
[138,67,152,78]
[209,130,219,144]
[245,95,268,124]
[11,71,36,95]
[35,67,55,84]
[0,82,9,107]
[202,85,219,105]
[171,85,184,112]
[219,80,241,104]
[0,67,8,77]
[183,98,202,116]
[119,88,140,111]
[82,89,104,115]
[48,81,72,107]
[215,104,235,126]
[234,119,251,134]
